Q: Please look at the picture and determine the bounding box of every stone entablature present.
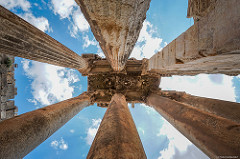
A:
[83,54,161,106]
[88,73,160,106]
[0,54,17,121]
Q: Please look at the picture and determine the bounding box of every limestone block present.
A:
[14,87,17,96]
[1,96,7,103]
[187,0,216,19]
[6,109,14,119]
[0,103,6,111]
[6,100,15,110]
[1,110,6,119]
[7,72,14,84]
[6,84,15,99]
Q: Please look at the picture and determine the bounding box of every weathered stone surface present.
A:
[5,100,15,110]
[83,55,160,105]
[75,0,151,71]
[147,92,240,158]
[160,90,240,123]
[0,53,17,121]
[5,109,15,119]
[0,6,88,71]
[81,54,146,76]
[87,94,147,158]
[88,73,160,105]
[148,0,240,76]
[187,0,216,21]
[0,92,91,159]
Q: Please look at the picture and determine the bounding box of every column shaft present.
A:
[75,0,151,71]
[87,94,146,159]
[0,92,91,159]
[146,93,240,158]
[0,6,88,71]
[160,91,240,123]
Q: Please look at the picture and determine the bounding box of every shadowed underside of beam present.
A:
[0,6,88,71]
[75,0,151,71]
[148,0,240,76]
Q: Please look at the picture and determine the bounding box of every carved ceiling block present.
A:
[88,73,160,106]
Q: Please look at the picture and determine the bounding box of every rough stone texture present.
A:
[147,92,240,158]
[75,0,151,71]
[83,55,160,105]
[87,94,147,159]
[88,73,160,105]
[0,6,88,71]
[81,54,148,76]
[0,53,17,121]
[148,0,240,76]
[0,92,91,159]
[160,90,240,123]
[187,0,216,22]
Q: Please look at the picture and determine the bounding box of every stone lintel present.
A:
[149,0,240,76]
[88,73,160,106]
[81,54,147,76]
[84,55,161,105]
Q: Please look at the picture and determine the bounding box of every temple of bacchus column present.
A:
[0,0,240,159]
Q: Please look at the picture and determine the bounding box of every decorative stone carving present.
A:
[88,73,160,106]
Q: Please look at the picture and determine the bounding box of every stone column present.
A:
[0,6,88,71]
[0,92,91,159]
[146,92,240,158]
[160,91,240,123]
[87,94,146,159]
[75,0,151,71]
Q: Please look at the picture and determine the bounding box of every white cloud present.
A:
[1,0,51,33]
[70,8,90,36]
[50,0,89,38]
[19,13,51,32]
[50,138,68,150]
[21,59,80,106]
[51,0,77,19]
[70,129,75,133]
[157,74,235,159]
[157,118,192,158]
[160,74,236,102]
[85,118,102,145]
[131,20,163,60]
[0,0,31,11]
[83,35,98,48]
[50,140,59,149]
[157,118,208,159]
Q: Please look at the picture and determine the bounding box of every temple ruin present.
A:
[0,53,18,121]
[0,0,240,158]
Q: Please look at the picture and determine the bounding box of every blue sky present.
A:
[1,0,239,158]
